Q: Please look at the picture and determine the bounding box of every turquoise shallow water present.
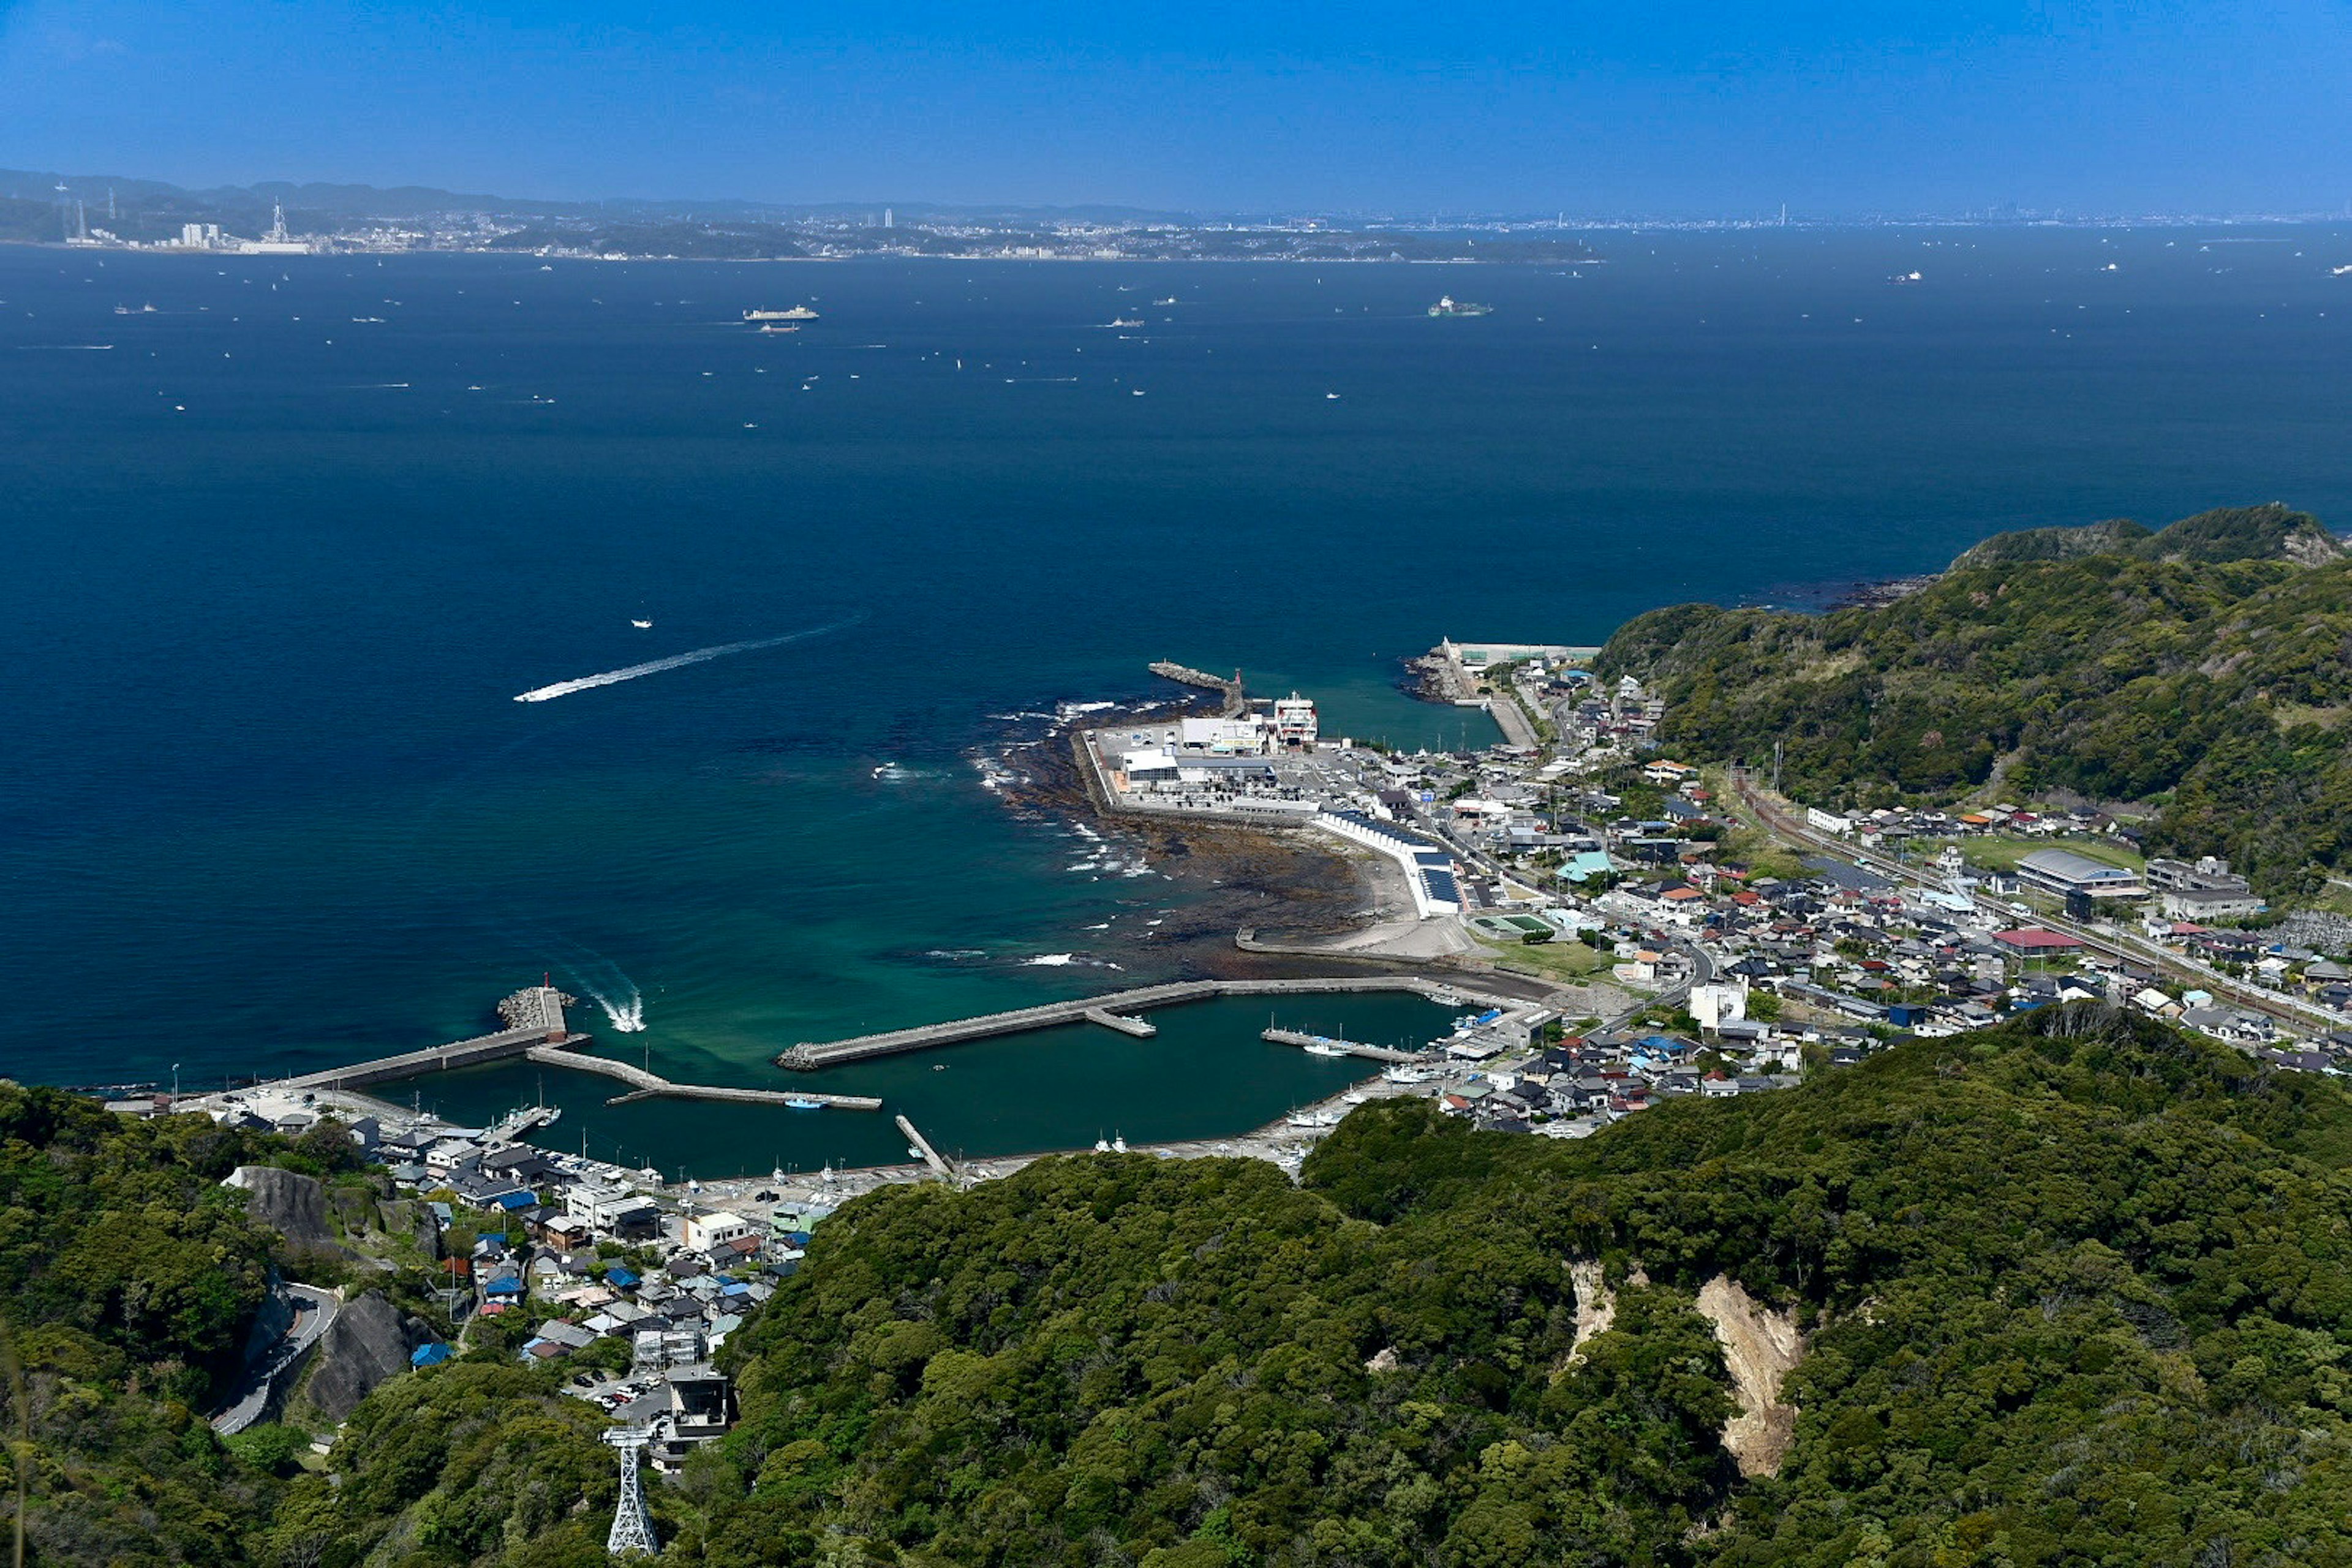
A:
[5,230,2350,1172]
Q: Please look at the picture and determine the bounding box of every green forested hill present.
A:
[445,1003,2351,1568]
[1596,504,2352,893]
[23,1005,2352,1566]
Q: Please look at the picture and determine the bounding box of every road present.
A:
[1421,801,1714,1035]
[212,1283,339,1434]
[1725,769,2346,1039]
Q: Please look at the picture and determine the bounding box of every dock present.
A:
[778,974,1518,1071]
[524,1044,881,1111]
[266,986,587,1092]
[896,1114,953,1178]
[1148,660,1246,717]
[1084,1008,1157,1038]
[1260,1027,1421,1065]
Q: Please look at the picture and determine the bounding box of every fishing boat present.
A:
[783,1097,825,1112]
[631,618,652,628]
[1302,1040,1351,1058]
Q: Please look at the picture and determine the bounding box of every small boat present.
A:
[1093,1137,1111,1153]
[1112,1133,1128,1153]
[1107,317,1144,328]
[783,1098,825,1111]
[1303,1041,1351,1058]
[905,1145,925,1161]
[630,618,652,629]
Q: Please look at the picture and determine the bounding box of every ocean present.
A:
[6,227,2350,1172]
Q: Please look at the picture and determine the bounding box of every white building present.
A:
[1177,716,1266,755]
[1689,980,1749,1032]
[684,1210,756,1253]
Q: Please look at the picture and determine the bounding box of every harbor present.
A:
[777,973,1534,1069]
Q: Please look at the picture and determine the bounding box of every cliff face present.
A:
[224,1164,336,1248]
[305,1292,429,1424]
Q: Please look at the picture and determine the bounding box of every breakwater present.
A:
[266,986,584,1091]
[777,974,1521,1070]
[521,1044,883,1110]
[1148,660,1246,717]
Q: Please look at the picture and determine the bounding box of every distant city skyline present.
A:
[4,0,2349,217]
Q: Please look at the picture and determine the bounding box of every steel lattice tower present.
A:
[604,1428,658,1557]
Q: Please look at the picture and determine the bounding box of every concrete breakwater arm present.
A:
[1148,660,1246,717]
[524,1044,882,1110]
[777,974,1519,1071]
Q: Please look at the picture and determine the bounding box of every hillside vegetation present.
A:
[570,1004,2350,1568]
[15,1007,2352,1566]
[1596,503,2352,894]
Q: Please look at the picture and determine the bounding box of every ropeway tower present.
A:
[604,1427,658,1556]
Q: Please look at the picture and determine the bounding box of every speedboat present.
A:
[631,618,652,629]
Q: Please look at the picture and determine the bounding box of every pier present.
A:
[266,986,587,1093]
[778,974,1518,1071]
[1148,660,1246,717]
[896,1115,953,1178]
[1260,1027,1421,1065]
[1084,1008,1158,1038]
[524,1044,881,1111]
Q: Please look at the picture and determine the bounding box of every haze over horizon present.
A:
[4,0,2350,218]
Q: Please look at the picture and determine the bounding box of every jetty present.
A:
[896,1114,953,1178]
[1260,1027,1420,1065]
[265,986,588,1092]
[778,974,1515,1071]
[1084,1008,1157,1038]
[1148,660,1246,717]
[523,1044,881,1111]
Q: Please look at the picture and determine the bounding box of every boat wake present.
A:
[567,960,649,1033]
[513,616,861,703]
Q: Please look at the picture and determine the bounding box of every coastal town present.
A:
[85,631,2352,1498]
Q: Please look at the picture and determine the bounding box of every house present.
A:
[684,1210,758,1253]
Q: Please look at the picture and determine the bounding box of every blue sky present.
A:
[3,0,2348,213]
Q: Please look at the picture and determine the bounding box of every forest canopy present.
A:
[1595,503,2352,894]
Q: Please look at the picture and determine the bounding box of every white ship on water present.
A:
[745,306,819,323]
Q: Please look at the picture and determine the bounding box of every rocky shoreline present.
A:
[986,699,1401,981]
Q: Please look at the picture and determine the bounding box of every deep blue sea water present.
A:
[5,228,2350,1172]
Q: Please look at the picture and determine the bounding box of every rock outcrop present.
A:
[223,1165,336,1249]
[1695,1275,1805,1479]
[1568,1259,1615,1355]
[304,1292,427,1424]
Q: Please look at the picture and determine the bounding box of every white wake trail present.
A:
[513,619,854,703]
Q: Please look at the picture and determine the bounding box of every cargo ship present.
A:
[1427,296,1493,317]
[744,306,819,322]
